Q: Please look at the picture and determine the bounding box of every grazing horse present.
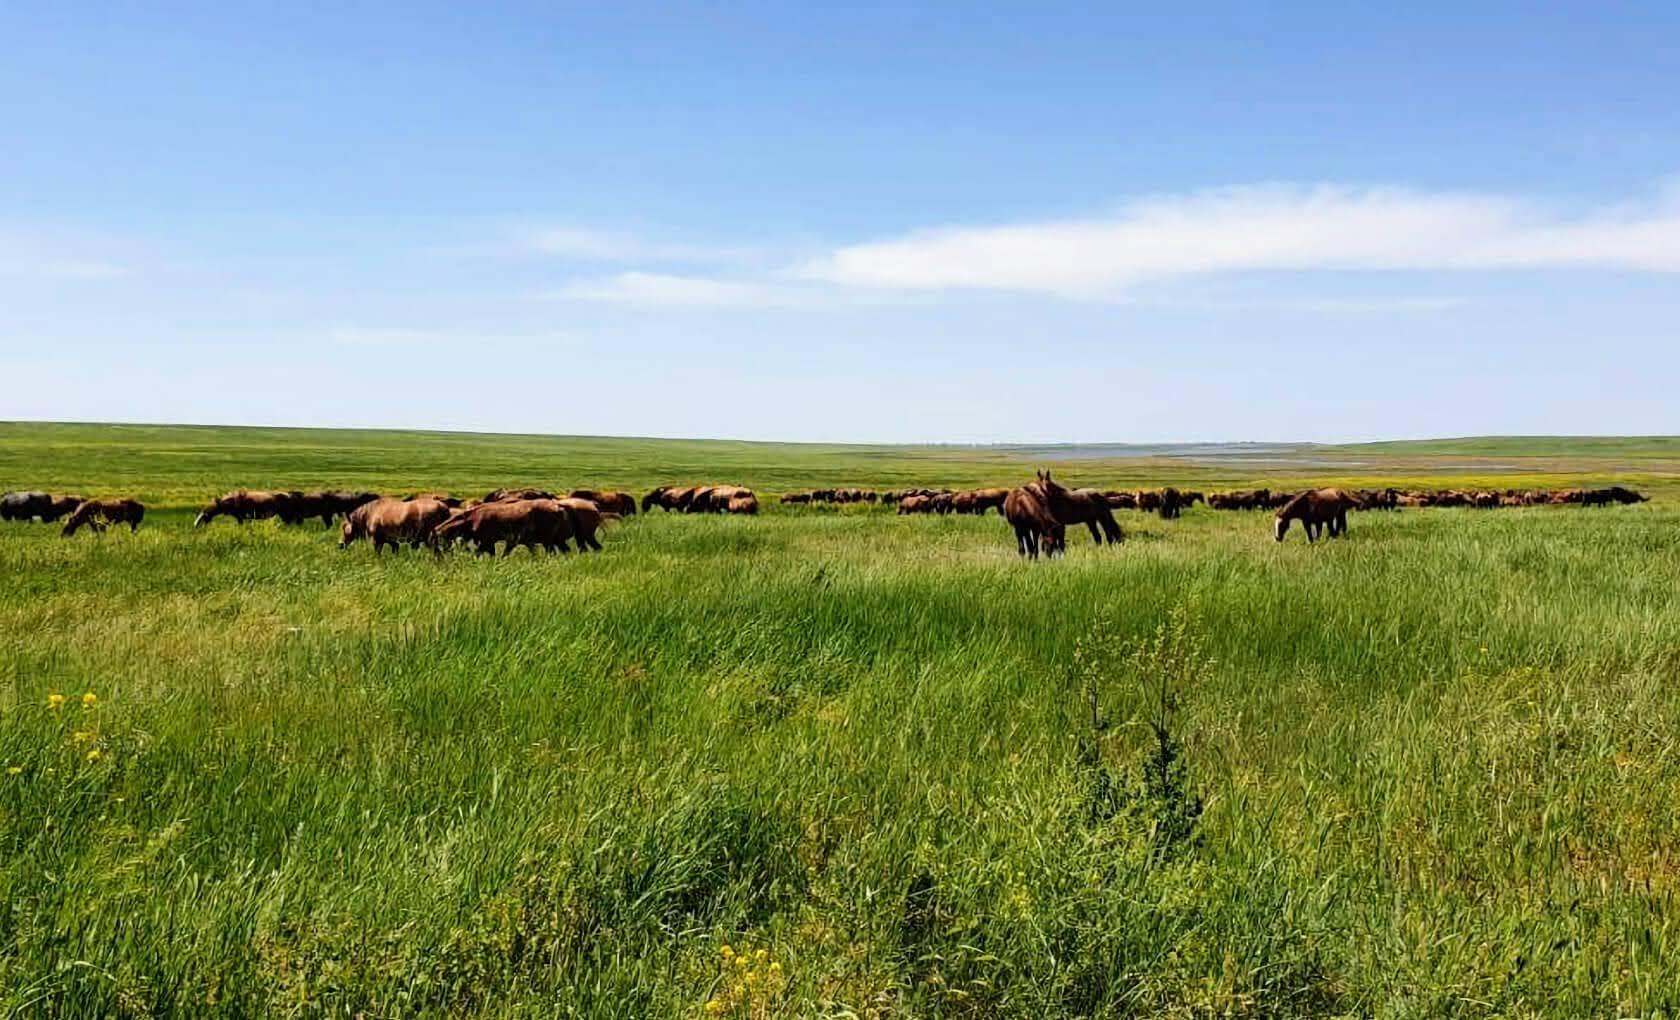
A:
[1274,488,1354,543]
[1030,472,1124,545]
[484,487,556,504]
[569,489,637,516]
[1003,485,1064,560]
[340,498,452,554]
[61,499,145,536]
[643,486,699,512]
[195,490,295,526]
[432,498,576,556]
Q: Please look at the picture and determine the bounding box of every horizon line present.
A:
[3,418,1676,451]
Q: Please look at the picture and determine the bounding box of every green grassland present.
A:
[2,423,1678,1018]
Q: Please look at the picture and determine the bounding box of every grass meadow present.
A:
[1,423,1678,1018]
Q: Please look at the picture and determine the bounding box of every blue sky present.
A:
[3,2,1677,443]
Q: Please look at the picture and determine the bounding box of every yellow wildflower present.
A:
[86,749,102,763]
[732,984,745,999]
[47,693,65,711]
[6,766,21,776]
[704,1000,723,1015]
[82,692,98,709]
[71,730,94,745]
[734,955,748,969]
[744,970,758,986]
[756,948,768,963]
[768,961,782,976]
[720,944,734,959]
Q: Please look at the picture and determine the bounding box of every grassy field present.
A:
[2,423,1678,1018]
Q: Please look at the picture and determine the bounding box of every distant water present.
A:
[999,443,1528,471]
[1002,442,1309,460]
[1002,442,1363,466]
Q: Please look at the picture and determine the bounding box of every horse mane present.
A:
[1276,490,1311,518]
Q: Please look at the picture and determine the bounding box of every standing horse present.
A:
[1031,472,1124,545]
[1003,486,1064,560]
[1274,488,1354,543]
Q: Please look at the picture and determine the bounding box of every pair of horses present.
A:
[1004,471,1124,559]
[1006,473,1355,557]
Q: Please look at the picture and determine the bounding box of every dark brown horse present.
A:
[1274,488,1354,543]
[1031,472,1124,545]
[195,490,295,526]
[1003,485,1064,559]
[643,485,699,512]
[570,489,638,516]
[60,499,144,536]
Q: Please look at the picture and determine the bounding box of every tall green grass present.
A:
[1,425,1677,1017]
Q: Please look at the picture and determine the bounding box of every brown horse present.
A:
[570,489,637,516]
[195,490,294,526]
[643,485,700,512]
[433,498,576,555]
[484,487,557,504]
[1003,485,1065,559]
[1031,472,1124,545]
[556,497,613,550]
[340,498,452,554]
[60,499,145,536]
[1274,488,1354,543]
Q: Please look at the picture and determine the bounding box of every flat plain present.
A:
[2,423,1678,1018]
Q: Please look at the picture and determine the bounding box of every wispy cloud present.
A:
[536,181,1680,309]
[797,183,1680,296]
[525,228,760,265]
[330,327,448,347]
[329,326,585,347]
[0,237,135,281]
[549,271,828,308]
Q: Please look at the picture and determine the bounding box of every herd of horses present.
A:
[0,484,760,555]
[0,477,1651,558]
[0,491,146,536]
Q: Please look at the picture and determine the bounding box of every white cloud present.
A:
[0,238,134,280]
[550,271,823,308]
[329,326,586,347]
[39,258,133,279]
[526,228,757,265]
[797,183,1680,296]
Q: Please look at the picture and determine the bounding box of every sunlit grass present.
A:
[1,425,1677,1016]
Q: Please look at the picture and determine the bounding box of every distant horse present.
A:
[1031,472,1124,545]
[1003,485,1064,560]
[1274,488,1354,543]
[61,499,144,537]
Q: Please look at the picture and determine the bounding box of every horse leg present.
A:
[1086,520,1102,546]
